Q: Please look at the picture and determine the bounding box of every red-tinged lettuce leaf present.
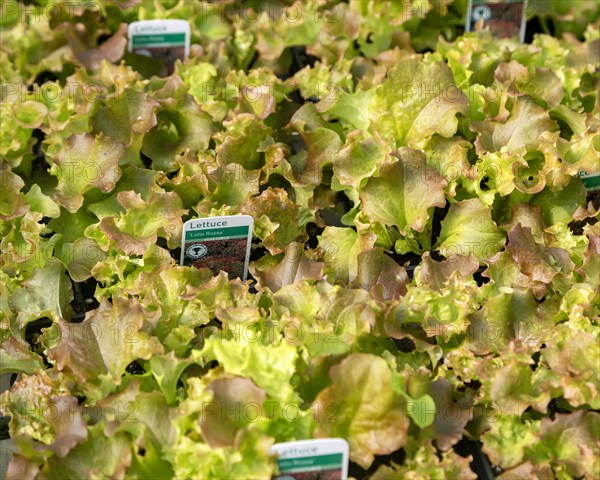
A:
[85,166,162,220]
[141,96,214,172]
[42,396,88,458]
[47,133,124,213]
[0,371,87,456]
[97,380,176,447]
[38,424,132,480]
[0,164,29,220]
[516,134,566,194]
[413,252,479,290]
[12,99,48,130]
[90,243,174,296]
[7,261,74,329]
[250,242,324,292]
[435,198,506,260]
[285,103,343,187]
[268,281,321,323]
[293,60,353,104]
[46,297,164,396]
[502,203,547,244]
[369,58,469,147]
[305,2,360,63]
[5,454,41,480]
[199,376,267,448]
[0,336,45,374]
[504,223,575,297]
[215,305,264,332]
[481,414,541,470]
[559,129,600,177]
[317,88,376,133]
[65,23,127,71]
[494,60,564,110]
[168,428,275,480]
[196,163,260,212]
[181,272,259,316]
[91,87,158,165]
[422,135,474,198]
[466,288,547,354]
[201,335,299,404]
[34,81,95,139]
[527,411,600,479]
[428,378,473,451]
[0,101,40,169]
[125,430,175,480]
[149,351,203,406]
[384,273,480,342]
[3,6,600,478]
[48,207,106,282]
[215,113,275,171]
[315,225,376,285]
[89,190,186,255]
[540,320,600,409]
[530,176,588,225]
[572,203,600,222]
[471,150,529,206]
[251,1,321,64]
[496,462,554,480]
[269,282,376,372]
[333,130,390,190]
[0,211,60,276]
[473,98,559,155]
[576,234,600,285]
[370,440,477,480]
[352,248,408,301]
[125,265,213,339]
[23,184,60,219]
[158,150,211,209]
[476,347,552,414]
[240,188,307,255]
[312,353,410,469]
[147,70,189,104]
[316,227,359,284]
[226,68,283,120]
[530,1,600,39]
[360,147,447,235]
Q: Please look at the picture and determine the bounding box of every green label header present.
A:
[581,173,600,191]
[185,226,249,241]
[131,33,186,46]
[277,453,343,473]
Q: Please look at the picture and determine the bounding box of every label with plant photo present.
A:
[181,215,253,281]
[466,0,527,42]
[128,19,190,74]
[270,439,349,480]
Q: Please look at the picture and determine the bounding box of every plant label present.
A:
[181,215,254,281]
[128,19,190,74]
[270,438,349,480]
[466,0,527,43]
[579,171,600,191]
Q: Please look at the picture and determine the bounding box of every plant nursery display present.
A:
[0,1,599,479]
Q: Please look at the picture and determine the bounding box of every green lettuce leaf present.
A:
[47,297,164,398]
[369,58,469,147]
[313,353,410,469]
[360,148,446,235]
[46,133,124,213]
[435,198,505,260]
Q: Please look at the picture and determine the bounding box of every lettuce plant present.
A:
[1,1,599,479]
